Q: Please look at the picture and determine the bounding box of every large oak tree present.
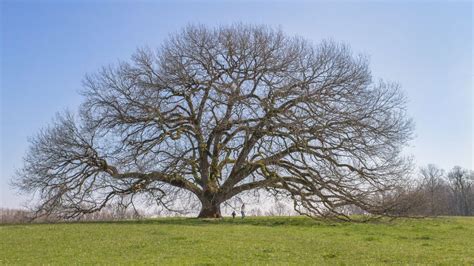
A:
[15,25,413,219]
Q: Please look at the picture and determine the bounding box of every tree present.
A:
[447,166,473,216]
[14,24,413,220]
[419,164,446,215]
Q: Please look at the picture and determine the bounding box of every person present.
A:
[240,203,245,219]
[232,211,236,219]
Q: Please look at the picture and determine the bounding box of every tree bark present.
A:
[198,199,222,218]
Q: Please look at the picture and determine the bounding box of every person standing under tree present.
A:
[241,203,245,219]
[232,211,236,219]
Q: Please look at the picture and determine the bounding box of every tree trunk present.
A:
[198,200,222,218]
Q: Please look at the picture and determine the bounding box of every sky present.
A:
[1,1,472,208]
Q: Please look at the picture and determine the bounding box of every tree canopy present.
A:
[15,24,413,220]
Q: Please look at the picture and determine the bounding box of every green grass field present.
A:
[1,216,473,265]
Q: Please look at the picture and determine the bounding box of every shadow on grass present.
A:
[2,215,462,228]
[72,214,407,227]
[83,216,327,227]
[1,216,324,227]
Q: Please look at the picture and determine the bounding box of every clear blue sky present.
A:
[1,1,472,208]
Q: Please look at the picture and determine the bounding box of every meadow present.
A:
[1,216,473,265]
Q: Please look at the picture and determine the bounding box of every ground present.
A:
[1,216,473,265]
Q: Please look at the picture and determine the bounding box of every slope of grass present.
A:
[1,216,473,265]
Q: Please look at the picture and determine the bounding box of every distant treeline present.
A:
[403,165,473,216]
[0,208,31,224]
[0,204,141,224]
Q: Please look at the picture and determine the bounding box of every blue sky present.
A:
[1,1,472,208]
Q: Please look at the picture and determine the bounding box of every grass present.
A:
[1,216,473,265]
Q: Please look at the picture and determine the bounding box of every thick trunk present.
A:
[198,200,222,218]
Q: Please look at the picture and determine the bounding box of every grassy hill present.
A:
[1,216,473,265]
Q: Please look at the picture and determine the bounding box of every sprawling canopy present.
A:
[16,24,413,219]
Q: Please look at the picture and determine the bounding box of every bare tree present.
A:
[14,24,413,220]
[419,164,446,215]
[447,166,473,216]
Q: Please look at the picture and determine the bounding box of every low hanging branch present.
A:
[14,24,413,220]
